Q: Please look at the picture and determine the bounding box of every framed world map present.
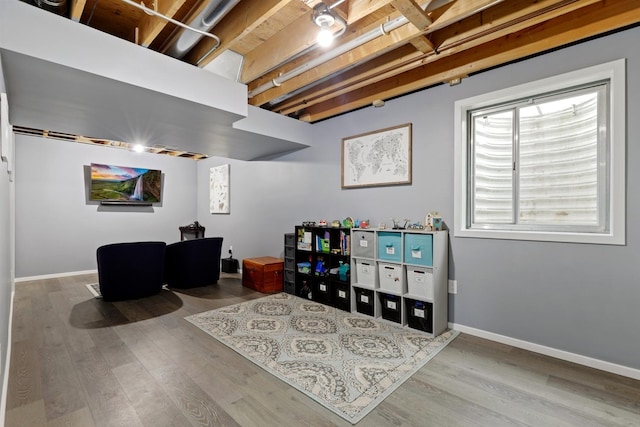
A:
[341,123,412,189]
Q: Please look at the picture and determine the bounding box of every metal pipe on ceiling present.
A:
[248,11,410,99]
[248,0,459,101]
[117,0,221,50]
[164,0,240,59]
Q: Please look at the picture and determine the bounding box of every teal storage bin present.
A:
[378,231,402,262]
[403,233,433,266]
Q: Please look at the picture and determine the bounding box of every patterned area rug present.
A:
[86,283,102,298]
[185,293,459,424]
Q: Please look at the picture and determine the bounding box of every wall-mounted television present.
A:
[90,163,162,205]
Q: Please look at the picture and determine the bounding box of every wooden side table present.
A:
[242,257,284,293]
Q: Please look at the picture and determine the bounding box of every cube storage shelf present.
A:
[284,233,296,295]
[350,228,448,336]
[294,225,351,311]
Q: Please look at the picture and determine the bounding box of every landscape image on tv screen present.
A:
[90,163,162,203]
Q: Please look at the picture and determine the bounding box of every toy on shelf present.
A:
[354,219,370,229]
[338,261,350,282]
[391,218,411,230]
[425,211,443,230]
[315,256,327,275]
[297,262,311,274]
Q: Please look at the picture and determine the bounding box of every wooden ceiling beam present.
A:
[248,0,509,107]
[347,0,395,24]
[410,35,436,52]
[183,0,295,66]
[245,3,414,93]
[69,0,89,22]
[274,45,424,115]
[428,0,506,32]
[137,0,188,47]
[430,0,600,51]
[391,0,432,29]
[297,0,640,122]
[240,8,317,83]
[241,0,399,84]
[258,0,596,111]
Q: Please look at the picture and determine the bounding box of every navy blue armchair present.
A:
[96,241,166,301]
[164,237,223,289]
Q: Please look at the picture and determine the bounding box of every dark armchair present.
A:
[96,241,166,301]
[164,237,223,289]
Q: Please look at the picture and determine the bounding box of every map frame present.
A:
[341,123,412,189]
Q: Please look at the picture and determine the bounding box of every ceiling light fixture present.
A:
[132,144,145,153]
[312,2,347,48]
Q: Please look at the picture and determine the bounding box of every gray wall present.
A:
[15,135,198,277]
[0,60,14,401]
[196,26,640,370]
[0,144,11,412]
[11,26,640,370]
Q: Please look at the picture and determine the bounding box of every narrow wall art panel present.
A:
[210,164,230,214]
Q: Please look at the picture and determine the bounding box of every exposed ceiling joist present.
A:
[12,0,640,124]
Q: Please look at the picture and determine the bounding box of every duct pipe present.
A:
[36,0,68,16]
[165,0,240,59]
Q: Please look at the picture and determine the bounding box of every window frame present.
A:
[454,59,626,245]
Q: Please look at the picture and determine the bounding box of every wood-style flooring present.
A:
[5,273,640,426]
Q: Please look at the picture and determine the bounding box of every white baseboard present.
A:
[450,322,640,381]
[15,269,97,283]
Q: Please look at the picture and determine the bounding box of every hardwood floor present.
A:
[5,274,640,426]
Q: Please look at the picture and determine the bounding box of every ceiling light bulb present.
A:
[132,144,145,153]
[317,28,334,47]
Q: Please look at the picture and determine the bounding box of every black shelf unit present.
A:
[294,225,351,310]
[284,233,296,295]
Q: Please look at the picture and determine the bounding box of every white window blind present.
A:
[470,88,604,231]
[454,59,625,244]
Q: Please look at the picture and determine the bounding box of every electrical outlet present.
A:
[448,279,458,294]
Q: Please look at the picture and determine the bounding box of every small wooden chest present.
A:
[242,256,284,293]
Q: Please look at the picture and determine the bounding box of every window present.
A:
[454,60,625,244]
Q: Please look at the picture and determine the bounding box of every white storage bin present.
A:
[378,262,405,294]
[356,260,375,286]
[407,266,434,299]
